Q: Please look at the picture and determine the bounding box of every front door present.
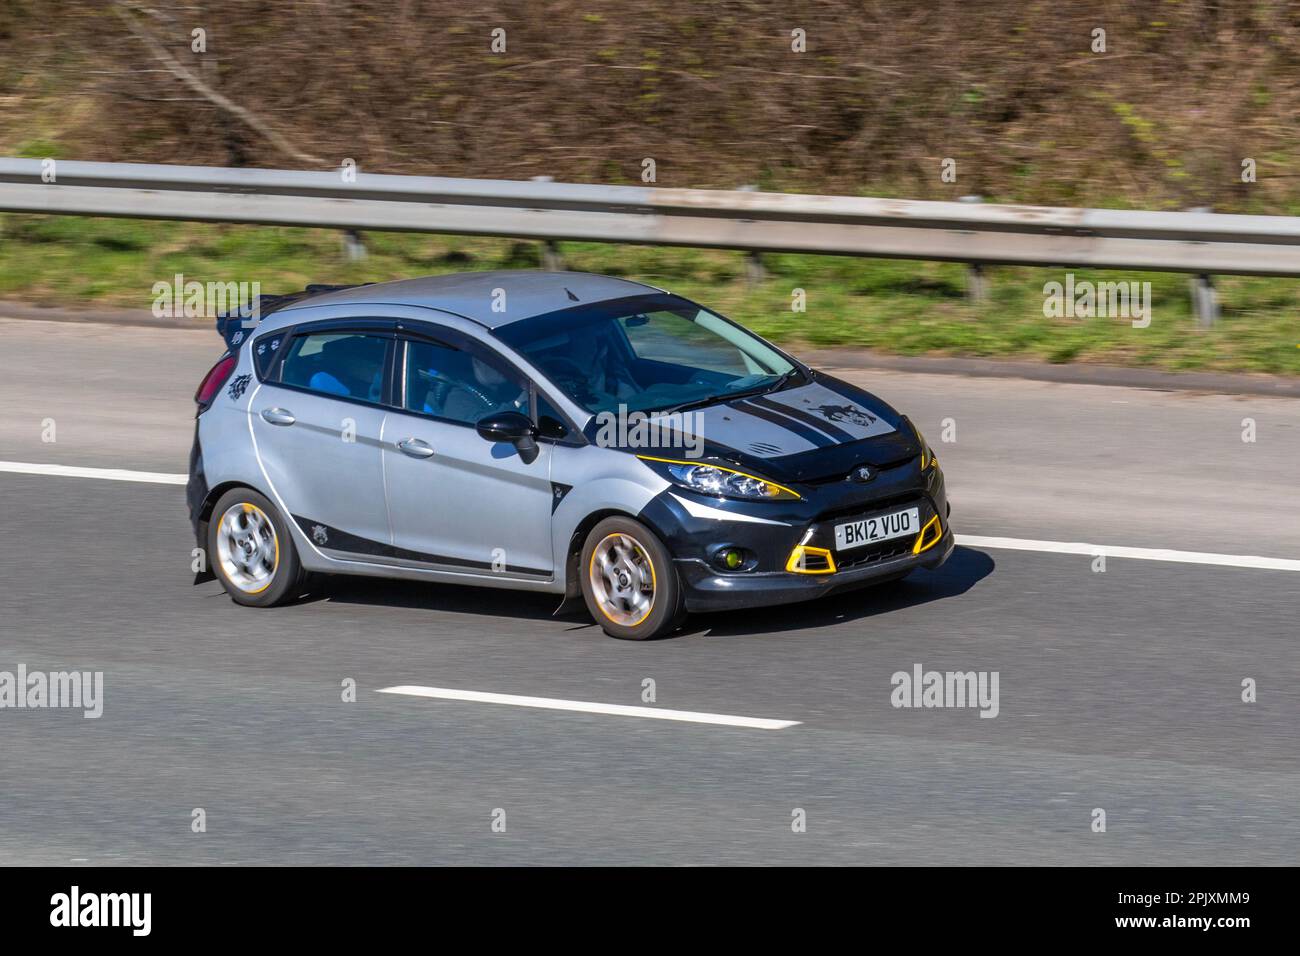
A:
[381,334,554,580]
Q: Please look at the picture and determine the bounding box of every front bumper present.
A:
[676,513,953,612]
[640,459,953,613]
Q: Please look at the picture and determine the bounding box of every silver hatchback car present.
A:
[189,271,952,639]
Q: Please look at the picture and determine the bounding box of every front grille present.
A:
[815,492,923,525]
[803,456,917,486]
[836,539,914,570]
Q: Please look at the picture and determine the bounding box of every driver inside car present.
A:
[418,351,527,421]
[538,324,638,409]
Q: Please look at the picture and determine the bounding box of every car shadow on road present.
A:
[308,546,995,641]
[680,545,996,639]
[304,575,567,622]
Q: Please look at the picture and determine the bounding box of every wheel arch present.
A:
[562,508,636,603]
[559,503,681,605]
[194,479,273,582]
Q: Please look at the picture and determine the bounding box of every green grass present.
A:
[3,213,1299,375]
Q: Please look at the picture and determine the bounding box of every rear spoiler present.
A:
[214,283,373,351]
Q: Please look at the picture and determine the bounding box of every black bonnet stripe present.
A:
[733,399,835,447]
[747,394,856,443]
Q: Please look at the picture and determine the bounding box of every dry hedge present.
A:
[2,0,1298,210]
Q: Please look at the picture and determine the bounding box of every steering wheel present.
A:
[416,368,497,415]
[540,355,601,403]
[541,355,588,383]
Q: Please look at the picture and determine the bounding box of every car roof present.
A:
[289,270,663,329]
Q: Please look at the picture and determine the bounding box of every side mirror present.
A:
[476,411,539,461]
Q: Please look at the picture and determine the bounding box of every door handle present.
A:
[396,438,435,459]
[260,407,296,426]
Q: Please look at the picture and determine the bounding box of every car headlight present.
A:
[640,456,801,501]
[908,418,938,471]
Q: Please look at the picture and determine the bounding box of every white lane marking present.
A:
[0,460,186,485]
[2,459,1298,573]
[377,685,800,730]
[956,534,1300,573]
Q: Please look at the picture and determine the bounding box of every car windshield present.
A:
[493,293,798,415]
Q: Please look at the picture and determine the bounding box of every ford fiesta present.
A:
[188,271,953,640]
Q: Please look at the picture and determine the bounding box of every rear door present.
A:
[381,328,555,580]
[251,322,395,556]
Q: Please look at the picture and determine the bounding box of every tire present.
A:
[207,487,305,608]
[579,516,684,640]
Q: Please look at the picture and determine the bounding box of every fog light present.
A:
[712,546,753,572]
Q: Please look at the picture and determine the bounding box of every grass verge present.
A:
[2,214,1298,375]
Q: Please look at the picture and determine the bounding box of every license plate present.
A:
[834,507,920,551]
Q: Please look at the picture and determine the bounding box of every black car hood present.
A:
[617,371,921,483]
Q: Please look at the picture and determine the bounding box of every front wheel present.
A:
[207,488,305,607]
[580,517,684,640]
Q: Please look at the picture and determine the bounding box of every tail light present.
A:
[195,354,238,413]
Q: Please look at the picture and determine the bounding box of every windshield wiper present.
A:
[646,367,806,417]
[766,366,805,392]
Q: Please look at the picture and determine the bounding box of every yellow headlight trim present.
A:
[637,455,802,500]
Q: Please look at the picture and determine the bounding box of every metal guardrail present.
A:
[2,159,1298,281]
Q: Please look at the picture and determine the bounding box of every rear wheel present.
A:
[580,516,684,640]
[207,488,305,607]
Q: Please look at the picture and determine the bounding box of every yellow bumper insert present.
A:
[786,544,837,574]
[912,514,943,555]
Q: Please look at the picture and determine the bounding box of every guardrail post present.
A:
[1186,208,1218,328]
[739,185,766,287]
[540,242,564,271]
[531,177,565,270]
[1191,274,1219,328]
[342,229,367,261]
[960,195,989,303]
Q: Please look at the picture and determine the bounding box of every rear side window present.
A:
[252,330,289,378]
[279,332,390,404]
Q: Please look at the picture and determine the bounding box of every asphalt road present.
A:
[0,317,1296,865]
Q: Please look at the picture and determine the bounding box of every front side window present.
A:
[494,294,797,415]
[404,338,528,426]
[278,332,389,404]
